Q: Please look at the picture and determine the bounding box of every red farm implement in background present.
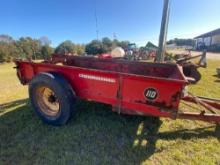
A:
[14,0,220,125]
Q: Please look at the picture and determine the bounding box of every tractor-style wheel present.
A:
[35,86,60,117]
[29,72,76,125]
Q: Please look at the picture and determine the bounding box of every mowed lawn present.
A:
[0,61,220,165]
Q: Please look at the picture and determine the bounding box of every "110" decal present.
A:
[144,88,158,100]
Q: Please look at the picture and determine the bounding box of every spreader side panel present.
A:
[120,75,185,116]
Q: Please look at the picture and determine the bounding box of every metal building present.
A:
[194,28,220,50]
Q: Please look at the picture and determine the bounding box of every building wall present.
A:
[196,38,203,43]
[204,37,211,46]
[212,34,220,45]
[195,38,202,48]
[195,34,220,49]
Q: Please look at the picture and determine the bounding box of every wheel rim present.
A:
[35,86,60,117]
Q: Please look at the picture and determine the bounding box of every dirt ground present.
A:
[168,49,220,60]
[192,51,220,60]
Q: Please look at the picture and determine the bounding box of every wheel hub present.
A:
[36,86,60,117]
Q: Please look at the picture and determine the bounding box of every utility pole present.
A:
[155,0,170,62]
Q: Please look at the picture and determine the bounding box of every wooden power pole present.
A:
[156,0,171,62]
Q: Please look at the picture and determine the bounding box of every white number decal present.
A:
[146,90,157,98]
[144,88,158,100]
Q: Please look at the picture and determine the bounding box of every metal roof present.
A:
[194,28,220,39]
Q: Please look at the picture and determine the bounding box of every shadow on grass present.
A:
[213,74,220,82]
[0,99,28,110]
[0,99,219,164]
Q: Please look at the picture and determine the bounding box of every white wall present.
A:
[204,37,211,46]
[212,34,220,45]
[195,34,220,48]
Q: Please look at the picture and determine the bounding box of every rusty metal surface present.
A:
[177,112,220,123]
[15,56,187,120]
[179,93,220,123]
[183,94,220,112]
[14,54,220,123]
[50,54,186,82]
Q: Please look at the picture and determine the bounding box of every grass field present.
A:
[0,62,220,165]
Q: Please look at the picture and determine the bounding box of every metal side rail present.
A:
[177,93,220,123]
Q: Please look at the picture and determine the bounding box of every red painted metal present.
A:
[98,53,112,59]
[183,94,220,113]
[14,54,220,123]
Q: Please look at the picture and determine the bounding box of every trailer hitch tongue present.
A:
[187,92,219,114]
[179,92,220,123]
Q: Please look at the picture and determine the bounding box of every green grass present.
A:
[0,62,220,165]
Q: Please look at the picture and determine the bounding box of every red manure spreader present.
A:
[14,54,220,125]
[14,0,220,125]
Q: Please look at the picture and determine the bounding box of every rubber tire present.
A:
[183,64,201,84]
[29,72,76,126]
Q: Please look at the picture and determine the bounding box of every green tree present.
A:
[0,50,4,62]
[167,38,195,46]
[118,40,130,49]
[18,37,33,59]
[102,37,112,52]
[75,44,85,55]
[112,39,120,48]
[39,36,53,59]
[16,37,41,60]
[55,40,76,55]
[85,40,105,55]
[41,45,54,59]
[0,35,18,62]
[0,43,19,62]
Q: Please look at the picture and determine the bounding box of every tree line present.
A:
[0,34,199,63]
[0,35,86,62]
[167,38,195,47]
[0,35,54,62]
[0,34,131,63]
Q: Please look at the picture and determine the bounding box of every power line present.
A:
[94,1,99,40]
